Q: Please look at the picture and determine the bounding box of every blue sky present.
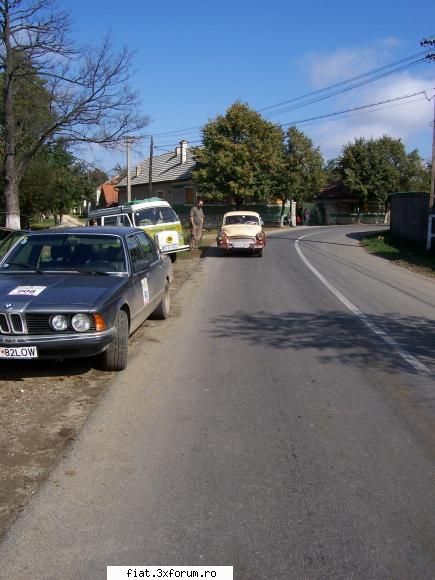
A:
[57,0,435,174]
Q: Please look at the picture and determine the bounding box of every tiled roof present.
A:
[118,148,196,187]
[100,182,119,205]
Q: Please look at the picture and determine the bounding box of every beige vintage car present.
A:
[216,211,266,256]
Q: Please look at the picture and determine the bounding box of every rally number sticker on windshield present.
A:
[141,278,150,305]
[9,286,46,297]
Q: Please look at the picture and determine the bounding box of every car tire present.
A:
[100,309,129,371]
[256,249,263,257]
[169,253,177,263]
[152,282,171,319]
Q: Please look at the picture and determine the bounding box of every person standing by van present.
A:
[189,199,204,250]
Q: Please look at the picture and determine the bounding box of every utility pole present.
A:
[421,38,435,209]
[126,137,133,203]
[149,136,153,197]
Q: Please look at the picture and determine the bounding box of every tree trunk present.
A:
[3,10,21,230]
[4,178,21,229]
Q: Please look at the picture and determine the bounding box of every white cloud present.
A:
[304,48,379,89]
[299,44,434,160]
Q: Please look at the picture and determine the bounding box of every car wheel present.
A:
[100,309,129,371]
[256,249,263,257]
[153,282,171,319]
[169,253,177,263]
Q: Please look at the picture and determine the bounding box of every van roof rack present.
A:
[124,197,163,206]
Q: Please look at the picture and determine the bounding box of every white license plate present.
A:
[161,243,178,252]
[0,346,38,359]
[231,241,251,248]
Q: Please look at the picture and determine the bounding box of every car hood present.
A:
[0,273,126,311]
[221,224,261,237]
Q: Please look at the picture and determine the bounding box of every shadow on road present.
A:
[208,309,435,375]
[200,246,261,258]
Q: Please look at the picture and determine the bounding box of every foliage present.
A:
[192,101,284,205]
[19,145,96,223]
[334,136,429,208]
[272,126,325,203]
[87,168,109,189]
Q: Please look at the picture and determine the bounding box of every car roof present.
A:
[21,226,143,236]
[223,211,261,217]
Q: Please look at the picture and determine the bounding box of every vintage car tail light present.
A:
[256,231,266,241]
[217,231,227,242]
[71,313,92,332]
[50,314,68,331]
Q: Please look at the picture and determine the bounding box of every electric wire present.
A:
[148,50,429,141]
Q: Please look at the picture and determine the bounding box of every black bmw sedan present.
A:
[0,227,173,371]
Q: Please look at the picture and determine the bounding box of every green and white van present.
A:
[87,198,189,262]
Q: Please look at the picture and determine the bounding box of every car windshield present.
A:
[134,206,178,226]
[0,234,127,273]
[224,215,260,225]
[0,230,26,259]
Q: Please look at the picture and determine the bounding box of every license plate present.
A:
[161,243,178,252]
[231,241,251,248]
[0,346,38,359]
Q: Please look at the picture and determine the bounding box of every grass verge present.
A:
[362,231,435,276]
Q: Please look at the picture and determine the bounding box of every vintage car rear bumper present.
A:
[0,328,116,359]
[216,237,266,250]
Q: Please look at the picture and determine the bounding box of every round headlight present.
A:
[71,313,92,332]
[50,314,68,331]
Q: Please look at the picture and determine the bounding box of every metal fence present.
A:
[390,192,430,245]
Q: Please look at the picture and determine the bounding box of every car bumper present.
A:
[0,328,116,359]
[160,244,190,254]
[217,238,266,250]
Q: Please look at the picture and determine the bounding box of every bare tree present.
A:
[0,0,149,228]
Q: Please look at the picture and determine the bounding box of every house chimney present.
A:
[180,140,188,164]
[135,165,141,177]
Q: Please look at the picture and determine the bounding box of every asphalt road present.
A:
[1,225,435,579]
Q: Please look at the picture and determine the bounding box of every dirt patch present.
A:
[0,250,203,540]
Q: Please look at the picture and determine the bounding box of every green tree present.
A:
[19,145,96,224]
[192,101,284,206]
[87,168,109,190]
[335,136,429,209]
[271,126,325,224]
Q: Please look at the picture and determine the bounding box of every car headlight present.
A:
[50,314,68,331]
[71,313,92,332]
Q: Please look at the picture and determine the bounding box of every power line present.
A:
[152,90,431,149]
[295,96,428,129]
[260,51,427,114]
[280,89,432,128]
[263,58,427,119]
[147,50,428,140]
